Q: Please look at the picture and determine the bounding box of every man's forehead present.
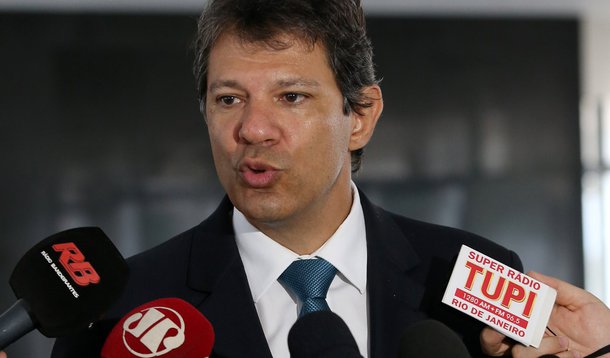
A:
[205,30,334,93]
[212,29,319,55]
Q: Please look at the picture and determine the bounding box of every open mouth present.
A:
[239,162,279,188]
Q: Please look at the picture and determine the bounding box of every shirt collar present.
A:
[234,182,367,302]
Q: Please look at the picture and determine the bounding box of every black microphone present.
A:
[0,227,128,349]
[397,319,472,357]
[288,311,363,358]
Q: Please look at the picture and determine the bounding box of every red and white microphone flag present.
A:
[442,245,556,347]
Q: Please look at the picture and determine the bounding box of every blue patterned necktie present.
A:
[279,258,337,317]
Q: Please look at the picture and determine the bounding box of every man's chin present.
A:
[240,208,288,226]
[233,195,290,222]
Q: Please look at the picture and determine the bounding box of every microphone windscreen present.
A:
[397,319,471,358]
[8,227,128,338]
[101,297,214,358]
[288,311,363,358]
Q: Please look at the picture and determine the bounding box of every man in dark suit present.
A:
[50,0,564,357]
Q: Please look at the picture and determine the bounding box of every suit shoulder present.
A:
[383,209,522,270]
[128,226,197,269]
[108,225,208,316]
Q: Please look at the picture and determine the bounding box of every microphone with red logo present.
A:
[100,298,214,358]
[0,227,128,349]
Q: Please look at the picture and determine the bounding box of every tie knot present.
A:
[279,258,337,317]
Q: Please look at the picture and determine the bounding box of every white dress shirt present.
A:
[234,182,369,358]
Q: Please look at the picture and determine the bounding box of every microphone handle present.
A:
[0,299,35,349]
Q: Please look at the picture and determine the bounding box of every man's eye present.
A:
[282,93,305,103]
[218,96,241,106]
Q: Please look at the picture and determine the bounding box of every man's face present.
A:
[205,32,356,232]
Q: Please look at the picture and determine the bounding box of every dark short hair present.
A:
[193,0,379,172]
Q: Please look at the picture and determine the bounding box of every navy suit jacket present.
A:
[52,190,522,357]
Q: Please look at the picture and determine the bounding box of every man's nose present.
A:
[237,100,280,146]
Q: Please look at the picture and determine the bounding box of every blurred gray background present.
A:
[1,0,608,356]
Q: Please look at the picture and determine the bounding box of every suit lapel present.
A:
[360,192,428,358]
[186,197,273,358]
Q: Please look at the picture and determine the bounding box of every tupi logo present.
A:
[122,305,186,357]
[52,242,101,286]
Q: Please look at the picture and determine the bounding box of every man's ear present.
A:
[349,84,383,151]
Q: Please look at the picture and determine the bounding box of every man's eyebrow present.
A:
[276,78,320,88]
[208,80,241,93]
